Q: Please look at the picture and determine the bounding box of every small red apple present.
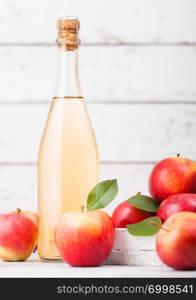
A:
[10,210,39,252]
[156,211,196,270]
[0,209,38,261]
[112,201,154,228]
[149,155,196,202]
[55,210,115,267]
[157,193,196,222]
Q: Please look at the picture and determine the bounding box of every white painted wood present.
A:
[106,250,163,266]
[0,165,37,213]
[0,164,152,213]
[0,254,195,278]
[113,229,156,251]
[0,46,196,102]
[0,0,196,44]
[0,104,195,163]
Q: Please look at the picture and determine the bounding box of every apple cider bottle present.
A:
[37,17,99,261]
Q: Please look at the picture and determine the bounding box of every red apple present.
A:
[112,201,154,228]
[149,155,196,202]
[156,212,196,270]
[0,209,38,261]
[11,210,38,252]
[55,210,115,267]
[157,193,196,222]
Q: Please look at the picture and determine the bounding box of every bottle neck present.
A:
[54,47,82,98]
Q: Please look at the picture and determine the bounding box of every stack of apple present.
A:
[55,154,196,270]
[151,155,196,270]
[0,154,196,271]
[112,154,196,270]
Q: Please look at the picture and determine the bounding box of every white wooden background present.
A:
[0,0,196,213]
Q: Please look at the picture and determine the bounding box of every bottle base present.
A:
[39,255,63,263]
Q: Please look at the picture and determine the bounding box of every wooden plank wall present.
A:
[0,0,196,213]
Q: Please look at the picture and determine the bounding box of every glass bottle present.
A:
[37,17,99,261]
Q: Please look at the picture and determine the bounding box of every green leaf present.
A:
[127,216,162,236]
[126,194,159,212]
[87,179,118,211]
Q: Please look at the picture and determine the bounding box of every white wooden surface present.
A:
[0,1,195,216]
[0,46,196,102]
[0,254,195,278]
[0,0,196,44]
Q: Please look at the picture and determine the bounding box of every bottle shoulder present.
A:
[38,98,97,147]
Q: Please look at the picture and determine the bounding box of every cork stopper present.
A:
[56,17,80,50]
[57,17,80,32]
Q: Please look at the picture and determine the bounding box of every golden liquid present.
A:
[37,97,99,261]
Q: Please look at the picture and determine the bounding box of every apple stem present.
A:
[136,192,141,195]
[17,208,21,215]
[161,226,170,233]
[176,153,180,157]
[149,221,170,233]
